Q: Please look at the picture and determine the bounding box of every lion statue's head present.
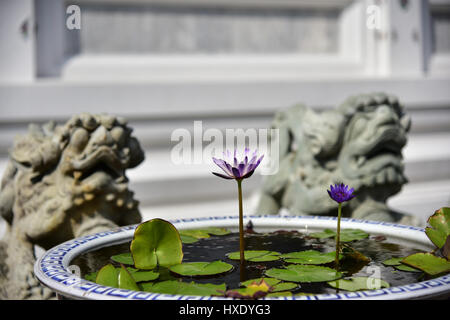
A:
[257,93,415,224]
[0,113,144,299]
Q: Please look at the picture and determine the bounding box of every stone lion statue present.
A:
[0,113,144,299]
[256,93,418,225]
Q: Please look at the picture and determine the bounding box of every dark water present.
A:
[72,230,425,295]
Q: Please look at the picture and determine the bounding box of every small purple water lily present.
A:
[212,148,264,180]
[327,183,356,270]
[327,183,355,203]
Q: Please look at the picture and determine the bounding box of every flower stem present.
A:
[237,179,245,266]
[335,202,342,270]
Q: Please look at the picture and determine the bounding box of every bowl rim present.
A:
[34,215,450,300]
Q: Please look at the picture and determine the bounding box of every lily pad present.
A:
[118,265,140,291]
[265,265,343,283]
[180,234,200,244]
[179,229,210,240]
[309,229,369,242]
[95,264,119,288]
[130,219,183,270]
[328,277,390,292]
[199,227,231,236]
[227,250,281,262]
[240,277,280,287]
[240,278,297,293]
[131,270,160,282]
[141,280,226,296]
[402,253,450,276]
[169,261,233,276]
[382,257,405,266]
[281,250,341,265]
[382,257,422,272]
[111,253,134,265]
[425,207,450,249]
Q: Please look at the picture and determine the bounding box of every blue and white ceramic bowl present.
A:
[34,215,450,300]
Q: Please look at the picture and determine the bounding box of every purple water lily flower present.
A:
[327,183,355,203]
[212,148,264,180]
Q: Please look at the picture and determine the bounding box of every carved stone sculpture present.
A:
[0,113,144,299]
[256,93,417,225]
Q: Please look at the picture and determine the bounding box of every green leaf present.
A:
[179,229,210,239]
[309,229,369,242]
[382,257,421,272]
[131,270,160,282]
[130,219,183,270]
[265,265,343,283]
[179,227,231,244]
[328,277,390,292]
[118,265,140,291]
[142,280,226,296]
[95,264,119,288]
[271,282,298,292]
[309,229,336,239]
[394,264,422,273]
[281,250,341,265]
[227,250,281,262]
[402,253,450,276]
[382,257,404,266]
[169,261,233,276]
[180,234,199,244]
[425,207,450,249]
[339,229,370,242]
[240,277,280,287]
[198,227,231,236]
[111,253,134,265]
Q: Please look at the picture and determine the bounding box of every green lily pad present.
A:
[382,257,404,266]
[281,250,341,265]
[309,229,369,242]
[130,219,183,270]
[95,264,119,288]
[402,253,450,276]
[240,278,297,293]
[394,264,422,273]
[179,229,210,239]
[141,280,226,296]
[382,257,421,272]
[425,207,450,249]
[271,282,298,292]
[179,227,231,244]
[118,265,140,291]
[328,277,390,292]
[199,227,231,236]
[227,250,281,262]
[240,277,280,287]
[131,270,160,282]
[180,234,199,244]
[265,265,343,283]
[169,261,233,276]
[309,229,336,239]
[111,253,134,265]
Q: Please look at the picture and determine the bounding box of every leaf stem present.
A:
[237,179,245,267]
[335,202,342,270]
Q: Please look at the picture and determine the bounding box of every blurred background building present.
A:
[0,0,449,228]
